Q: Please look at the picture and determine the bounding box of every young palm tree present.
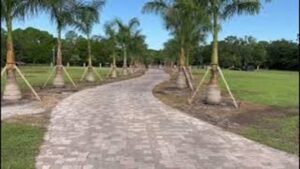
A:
[128,30,147,73]
[162,38,180,70]
[104,21,118,78]
[143,0,208,89]
[1,0,43,100]
[43,0,81,87]
[113,18,140,76]
[75,0,105,82]
[200,0,269,104]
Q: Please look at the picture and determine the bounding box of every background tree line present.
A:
[1,26,151,67]
[163,35,299,71]
[1,27,298,71]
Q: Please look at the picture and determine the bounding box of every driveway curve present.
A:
[36,69,298,169]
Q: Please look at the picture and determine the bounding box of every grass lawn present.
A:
[192,68,299,154]
[241,115,299,154]
[1,65,111,92]
[1,122,45,169]
[193,69,299,108]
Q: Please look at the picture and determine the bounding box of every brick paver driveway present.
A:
[36,69,298,169]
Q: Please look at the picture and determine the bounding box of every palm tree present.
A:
[143,0,208,89]
[162,38,180,69]
[198,0,269,104]
[1,0,43,100]
[128,30,147,73]
[43,0,82,87]
[75,0,105,82]
[104,21,118,78]
[113,17,140,76]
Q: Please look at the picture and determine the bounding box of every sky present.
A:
[12,0,299,50]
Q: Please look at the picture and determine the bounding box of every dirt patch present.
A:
[153,70,298,133]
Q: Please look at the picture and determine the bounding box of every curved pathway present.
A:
[36,69,298,169]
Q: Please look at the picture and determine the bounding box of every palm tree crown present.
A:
[74,0,105,37]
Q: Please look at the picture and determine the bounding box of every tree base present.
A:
[176,69,187,89]
[111,67,117,78]
[53,72,65,87]
[122,67,128,76]
[3,77,22,101]
[85,69,95,82]
[205,84,221,104]
[129,66,134,74]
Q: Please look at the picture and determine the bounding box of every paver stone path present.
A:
[36,69,299,169]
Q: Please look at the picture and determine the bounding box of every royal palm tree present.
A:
[43,0,82,87]
[198,0,270,104]
[75,0,105,82]
[113,17,140,76]
[128,30,147,73]
[1,0,43,100]
[143,0,208,89]
[162,38,180,69]
[104,21,118,78]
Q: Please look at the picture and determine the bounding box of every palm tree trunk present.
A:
[3,15,22,101]
[206,10,221,104]
[111,52,117,78]
[53,27,65,87]
[87,36,92,67]
[129,56,134,74]
[185,46,193,79]
[122,44,128,76]
[85,35,95,82]
[176,43,187,89]
[186,46,190,66]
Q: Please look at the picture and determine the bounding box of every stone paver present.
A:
[36,69,299,169]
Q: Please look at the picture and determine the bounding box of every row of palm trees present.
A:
[1,0,146,101]
[143,0,269,105]
[103,18,146,78]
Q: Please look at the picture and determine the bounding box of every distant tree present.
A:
[128,30,147,68]
[43,0,83,87]
[65,30,78,45]
[64,30,79,64]
[113,17,141,75]
[143,0,208,89]
[267,40,298,70]
[162,38,180,67]
[218,40,241,68]
[69,54,81,65]
[13,27,55,64]
[145,49,164,65]
[104,21,120,77]
[74,0,105,82]
[252,42,267,70]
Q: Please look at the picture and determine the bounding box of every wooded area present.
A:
[1,27,298,71]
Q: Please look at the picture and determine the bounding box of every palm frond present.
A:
[142,0,169,15]
[222,0,262,19]
[74,0,105,36]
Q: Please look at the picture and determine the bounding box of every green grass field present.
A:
[241,115,299,154]
[1,123,45,169]
[1,66,111,92]
[193,68,299,154]
[193,69,299,108]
